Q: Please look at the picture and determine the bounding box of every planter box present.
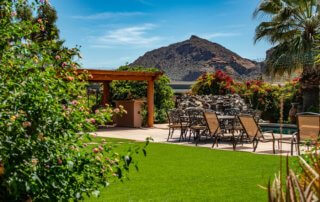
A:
[115,100,144,128]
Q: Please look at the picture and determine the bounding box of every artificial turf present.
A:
[85,138,294,202]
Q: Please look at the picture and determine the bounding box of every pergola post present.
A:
[102,81,111,106]
[147,79,155,127]
[79,69,162,128]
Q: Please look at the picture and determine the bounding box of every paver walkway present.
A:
[94,124,304,155]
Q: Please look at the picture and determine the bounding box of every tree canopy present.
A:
[254,0,320,75]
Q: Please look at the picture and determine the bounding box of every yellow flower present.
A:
[31,158,38,166]
[10,115,16,122]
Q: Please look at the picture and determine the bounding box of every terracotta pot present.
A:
[115,100,145,128]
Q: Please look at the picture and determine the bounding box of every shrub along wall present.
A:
[110,66,175,124]
[192,72,301,122]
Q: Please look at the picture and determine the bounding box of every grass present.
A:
[85,138,296,202]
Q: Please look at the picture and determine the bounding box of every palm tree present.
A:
[254,0,320,75]
[254,0,320,112]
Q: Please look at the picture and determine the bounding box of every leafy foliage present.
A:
[191,71,301,122]
[237,79,300,122]
[253,0,320,76]
[110,66,174,123]
[268,153,320,202]
[0,1,143,201]
[191,70,235,95]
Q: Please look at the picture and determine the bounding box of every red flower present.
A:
[225,76,233,83]
[256,80,263,86]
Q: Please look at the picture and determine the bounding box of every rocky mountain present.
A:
[130,35,262,81]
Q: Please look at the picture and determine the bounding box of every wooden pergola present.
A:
[77,69,163,127]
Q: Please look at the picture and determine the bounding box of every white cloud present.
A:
[72,12,145,20]
[202,32,241,39]
[93,24,161,47]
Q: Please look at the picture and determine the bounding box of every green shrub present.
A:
[191,71,300,122]
[236,80,300,122]
[110,66,174,123]
[0,1,140,201]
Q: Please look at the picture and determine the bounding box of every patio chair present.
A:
[238,114,280,154]
[166,109,188,141]
[290,112,320,155]
[203,111,225,148]
[186,107,206,142]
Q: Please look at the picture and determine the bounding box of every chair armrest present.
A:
[291,132,298,140]
[262,130,275,140]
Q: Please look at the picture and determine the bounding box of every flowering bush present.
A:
[0,1,142,201]
[192,70,301,122]
[191,70,235,95]
[237,79,300,122]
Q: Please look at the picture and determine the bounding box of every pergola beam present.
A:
[77,69,163,128]
[88,75,154,81]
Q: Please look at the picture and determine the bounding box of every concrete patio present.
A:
[94,124,305,156]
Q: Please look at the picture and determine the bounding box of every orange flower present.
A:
[67,76,74,81]
[22,121,31,128]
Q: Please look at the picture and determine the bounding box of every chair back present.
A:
[297,113,320,141]
[204,111,220,134]
[238,115,260,140]
[167,109,183,125]
[185,107,205,126]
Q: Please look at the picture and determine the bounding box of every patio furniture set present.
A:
[167,95,320,155]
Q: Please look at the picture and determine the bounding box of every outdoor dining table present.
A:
[217,115,236,120]
[180,115,236,120]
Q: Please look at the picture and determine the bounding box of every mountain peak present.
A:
[130,37,261,81]
[189,35,201,40]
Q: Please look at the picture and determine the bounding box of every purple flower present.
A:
[61,62,67,68]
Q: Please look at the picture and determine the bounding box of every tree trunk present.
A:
[301,67,320,112]
[302,87,319,112]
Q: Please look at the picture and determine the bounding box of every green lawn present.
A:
[85,138,295,202]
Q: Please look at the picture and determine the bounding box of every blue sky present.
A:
[51,0,271,69]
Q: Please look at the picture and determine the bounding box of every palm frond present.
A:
[254,0,320,76]
[253,0,282,18]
